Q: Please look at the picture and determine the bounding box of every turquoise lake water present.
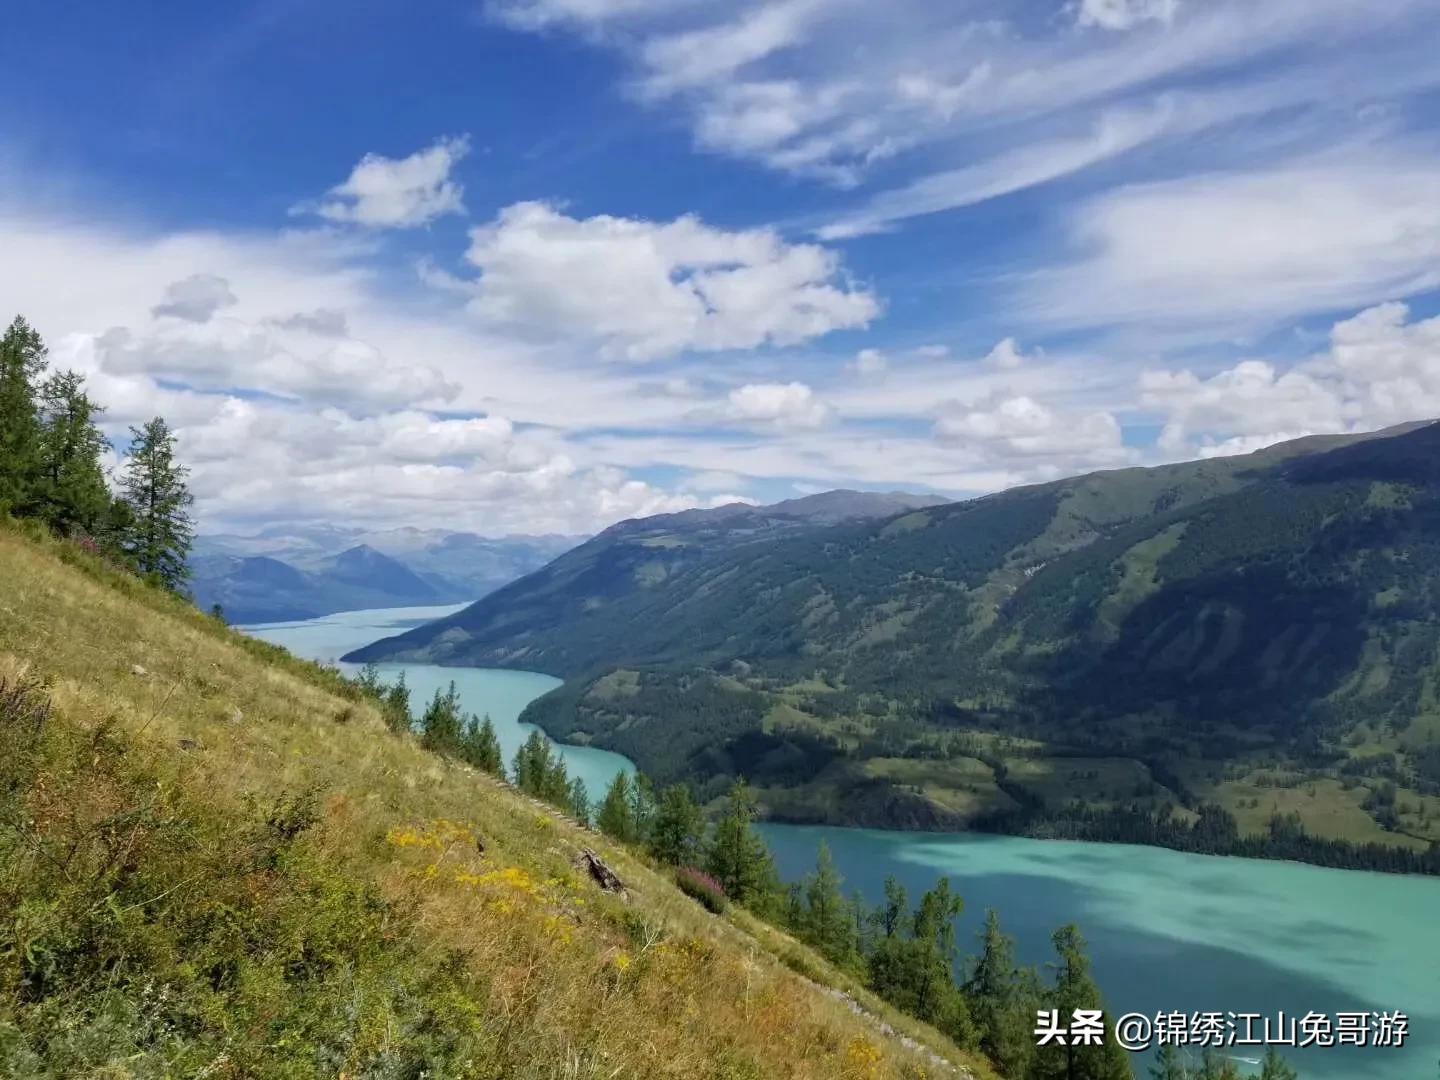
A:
[246,603,1439,1080]
[242,603,633,804]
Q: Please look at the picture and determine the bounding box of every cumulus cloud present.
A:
[460,201,878,360]
[1141,301,1440,457]
[1075,0,1180,31]
[151,273,237,323]
[91,288,457,412]
[983,338,1036,369]
[725,381,833,430]
[936,393,1128,465]
[269,308,350,336]
[306,136,470,228]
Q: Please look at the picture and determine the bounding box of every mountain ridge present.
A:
[349,424,1440,868]
[190,528,581,623]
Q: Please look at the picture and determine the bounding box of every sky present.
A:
[2,0,1439,537]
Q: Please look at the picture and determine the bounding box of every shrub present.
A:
[676,866,728,914]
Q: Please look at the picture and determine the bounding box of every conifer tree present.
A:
[513,730,552,794]
[420,682,464,753]
[36,370,110,536]
[1148,1045,1188,1079]
[462,713,503,775]
[383,671,411,733]
[597,771,637,842]
[568,776,590,826]
[868,876,974,1047]
[1255,1048,1297,1080]
[802,842,857,965]
[968,910,1036,1078]
[0,315,47,517]
[704,779,777,907]
[119,416,194,589]
[627,771,656,846]
[1030,924,1130,1080]
[650,783,704,865]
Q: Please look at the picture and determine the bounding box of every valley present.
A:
[350,424,1440,871]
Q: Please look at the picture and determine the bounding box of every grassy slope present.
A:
[0,523,995,1080]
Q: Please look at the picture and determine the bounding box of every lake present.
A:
[242,602,634,802]
[246,603,1438,1080]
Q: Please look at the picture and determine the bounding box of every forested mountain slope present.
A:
[347,489,948,668]
[354,424,1440,869]
[0,520,994,1079]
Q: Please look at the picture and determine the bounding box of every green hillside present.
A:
[354,423,1440,871]
[0,520,1004,1079]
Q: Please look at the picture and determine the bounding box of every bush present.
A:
[676,866,728,914]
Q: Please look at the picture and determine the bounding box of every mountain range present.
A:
[349,424,1440,867]
[190,525,581,624]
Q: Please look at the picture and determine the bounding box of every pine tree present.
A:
[568,776,590,826]
[36,370,110,536]
[383,671,411,733]
[119,417,193,589]
[802,842,857,965]
[513,730,554,795]
[1195,1051,1241,1080]
[704,779,777,908]
[1255,1048,1297,1080]
[0,315,47,517]
[1149,1044,1189,1080]
[540,752,571,807]
[867,877,974,1047]
[967,910,1036,1077]
[1030,924,1130,1080]
[650,783,704,865]
[597,771,637,842]
[627,771,656,847]
[420,682,464,753]
[462,713,503,775]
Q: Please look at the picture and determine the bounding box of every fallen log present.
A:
[578,848,626,895]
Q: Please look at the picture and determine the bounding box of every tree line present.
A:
[352,664,1301,1080]
[0,314,194,591]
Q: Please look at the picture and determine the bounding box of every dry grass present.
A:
[0,523,995,1080]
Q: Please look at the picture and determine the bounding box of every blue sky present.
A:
[2,0,1439,535]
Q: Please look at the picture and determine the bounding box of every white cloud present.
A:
[688,469,748,492]
[819,106,1176,238]
[491,0,1440,193]
[1141,301,1440,457]
[306,136,470,228]
[488,0,686,31]
[639,0,823,95]
[850,348,887,374]
[1024,154,1440,333]
[983,337,1036,369]
[935,393,1128,465]
[1076,0,1180,32]
[151,273,237,322]
[460,200,878,360]
[725,381,833,430]
[92,281,458,411]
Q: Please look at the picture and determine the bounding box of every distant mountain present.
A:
[190,529,580,624]
[347,426,1440,867]
[345,489,950,667]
